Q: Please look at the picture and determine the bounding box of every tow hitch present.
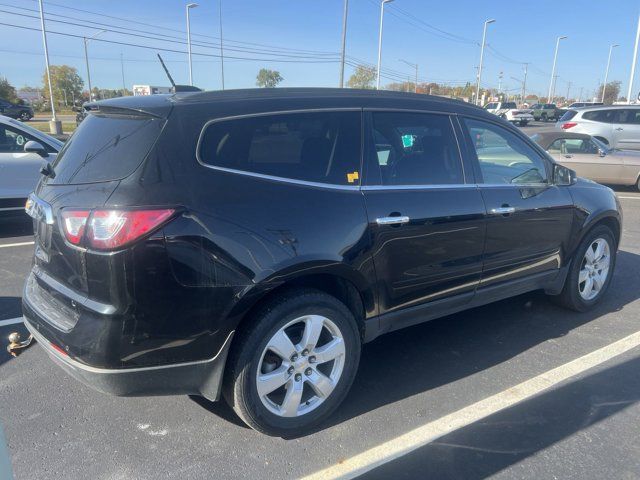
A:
[6,332,35,357]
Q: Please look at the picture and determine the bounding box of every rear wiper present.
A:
[40,161,56,179]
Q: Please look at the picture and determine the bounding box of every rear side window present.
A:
[50,113,164,184]
[502,102,517,109]
[559,110,577,122]
[367,112,464,186]
[198,111,362,186]
[582,109,617,123]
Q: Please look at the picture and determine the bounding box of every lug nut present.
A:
[295,374,302,382]
[290,354,298,362]
[287,366,294,375]
[305,368,312,376]
[309,356,316,364]
[301,349,309,356]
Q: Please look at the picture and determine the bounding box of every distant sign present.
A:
[132,85,172,96]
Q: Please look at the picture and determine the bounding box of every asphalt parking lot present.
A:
[1,185,640,479]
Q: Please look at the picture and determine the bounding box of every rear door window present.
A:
[198,111,362,186]
[50,113,165,184]
[582,109,617,123]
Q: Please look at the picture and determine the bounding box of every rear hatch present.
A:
[28,101,170,304]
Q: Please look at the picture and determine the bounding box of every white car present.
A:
[484,101,534,126]
[0,115,63,217]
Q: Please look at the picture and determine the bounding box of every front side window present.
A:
[199,111,362,186]
[616,109,640,124]
[548,138,598,155]
[368,112,464,186]
[0,125,37,154]
[463,118,548,185]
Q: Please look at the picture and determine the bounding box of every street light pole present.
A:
[376,0,394,90]
[120,53,127,95]
[83,30,106,102]
[37,0,61,134]
[186,3,198,86]
[522,63,528,106]
[475,19,495,106]
[399,59,418,93]
[602,44,619,102]
[218,0,225,90]
[628,14,640,104]
[548,35,567,102]
[339,0,349,88]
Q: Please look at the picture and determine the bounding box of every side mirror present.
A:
[554,163,577,186]
[598,148,607,157]
[24,140,49,158]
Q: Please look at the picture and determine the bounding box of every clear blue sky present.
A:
[1,0,640,99]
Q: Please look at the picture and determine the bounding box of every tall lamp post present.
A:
[37,0,61,135]
[628,14,640,104]
[218,0,225,90]
[602,44,619,102]
[84,29,106,102]
[548,35,567,103]
[339,0,349,87]
[186,3,198,86]
[475,19,495,106]
[376,0,394,90]
[399,59,418,93]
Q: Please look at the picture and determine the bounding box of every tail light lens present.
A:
[561,122,577,129]
[60,208,175,250]
[61,210,90,245]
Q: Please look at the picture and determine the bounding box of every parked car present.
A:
[532,103,561,122]
[531,131,640,190]
[567,102,603,109]
[0,115,62,217]
[23,89,621,436]
[0,98,34,121]
[483,101,534,126]
[556,105,640,150]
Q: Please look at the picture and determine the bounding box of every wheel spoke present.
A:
[306,369,335,398]
[593,272,605,292]
[593,241,605,262]
[299,315,325,351]
[585,245,596,263]
[313,337,345,364]
[267,330,297,360]
[582,276,594,296]
[578,269,589,284]
[257,365,290,397]
[280,378,304,417]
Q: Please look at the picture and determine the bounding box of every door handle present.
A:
[489,206,516,215]
[615,127,624,131]
[564,154,573,158]
[376,215,410,225]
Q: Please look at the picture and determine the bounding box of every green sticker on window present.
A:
[401,134,415,148]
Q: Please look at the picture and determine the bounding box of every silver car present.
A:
[556,104,640,150]
[532,131,640,190]
[0,115,63,216]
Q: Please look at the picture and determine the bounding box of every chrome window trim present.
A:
[195,108,363,191]
[361,184,476,191]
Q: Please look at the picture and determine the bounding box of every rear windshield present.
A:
[502,102,517,109]
[50,113,164,184]
[559,110,577,122]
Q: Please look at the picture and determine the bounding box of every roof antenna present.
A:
[157,53,202,93]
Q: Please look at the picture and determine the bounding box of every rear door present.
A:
[362,110,486,324]
[458,117,574,290]
[611,108,640,150]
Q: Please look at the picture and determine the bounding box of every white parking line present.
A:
[0,241,34,249]
[302,330,640,480]
[618,196,640,200]
[0,317,23,328]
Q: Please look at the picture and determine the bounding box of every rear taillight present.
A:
[60,208,175,250]
[61,210,90,245]
[561,122,577,129]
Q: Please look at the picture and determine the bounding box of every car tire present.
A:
[19,112,31,121]
[223,288,361,436]
[500,114,507,120]
[636,175,640,192]
[541,113,548,122]
[520,121,528,127]
[550,225,616,312]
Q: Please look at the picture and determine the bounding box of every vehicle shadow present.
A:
[192,250,640,437]
[0,216,32,239]
[359,355,640,479]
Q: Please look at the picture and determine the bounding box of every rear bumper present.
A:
[24,316,233,401]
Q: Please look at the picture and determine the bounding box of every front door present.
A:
[547,136,625,184]
[459,117,574,289]
[362,111,486,323]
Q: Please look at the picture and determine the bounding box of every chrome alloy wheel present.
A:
[256,315,346,418]
[578,238,611,301]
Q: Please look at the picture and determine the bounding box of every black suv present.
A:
[23,89,621,436]
[0,98,34,121]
